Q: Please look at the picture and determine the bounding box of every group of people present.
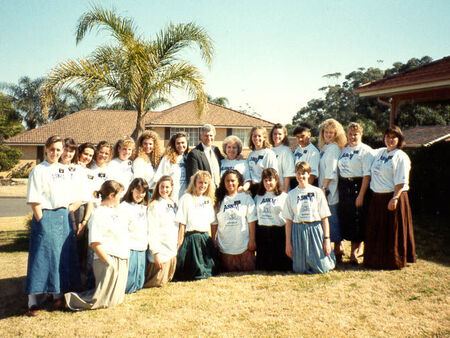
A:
[25,120,416,316]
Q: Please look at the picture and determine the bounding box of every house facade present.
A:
[4,100,275,167]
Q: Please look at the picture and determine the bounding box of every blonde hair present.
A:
[113,136,136,159]
[137,130,162,167]
[165,132,189,164]
[319,119,347,150]
[248,127,271,150]
[347,122,364,134]
[185,170,215,204]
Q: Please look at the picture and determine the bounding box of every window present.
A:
[232,128,251,148]
[170,127,200,147]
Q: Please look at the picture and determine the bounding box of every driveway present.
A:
[0,197,29,217]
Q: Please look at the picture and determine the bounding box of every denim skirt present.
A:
[26,208,81,295]
[125,250,146,294]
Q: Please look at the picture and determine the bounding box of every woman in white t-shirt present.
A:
[247,126,278,196]
[212,170,257,272]
[90,141,113,198]
[365,126,416,270]
[144,176,179,287]
[269,123,295,192]
[220,135,251,193]
[65,180,129,310]
[26,136,81,316]
[283,162,335,274]
[133,131,162,188]
[109,137,136,192]
[174,171,218,281]
[318,119,346,261]
[337,122,374,264]
[254,168,291,271]
[152,132,189,201]
[120,178,150,293]
[293,124,320,185]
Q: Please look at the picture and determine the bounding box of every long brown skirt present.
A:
[364,191,416,270]
[143,256,177,287]
[220,249,255,272]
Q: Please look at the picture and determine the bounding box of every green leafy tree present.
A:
[1,76,47,130]
[0,93,24,142]
[292,56,449,138]
[0,145,22,171]
[207,94,229,107]
[41,5,214,138]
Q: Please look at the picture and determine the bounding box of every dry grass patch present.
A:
[0,214,448,337]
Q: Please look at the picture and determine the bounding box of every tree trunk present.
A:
[131,110,145,141]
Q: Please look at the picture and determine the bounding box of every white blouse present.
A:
[247,148,278,183]
[119,201,148,251]
[175,194,215,232]
[147,198,179,263]
[338,143,374,178]
[370,148,411,193]
[27,161,74,209]
[283,185,331,223]
[254,191,288,226]
[215,192,257,255]
[293,143,320,177]
[88,205,130,260]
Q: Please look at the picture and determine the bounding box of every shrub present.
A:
[0,145,22,171]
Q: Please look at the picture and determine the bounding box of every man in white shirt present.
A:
[186,124,224,186]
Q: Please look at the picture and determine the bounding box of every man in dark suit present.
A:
[186,124,224,186]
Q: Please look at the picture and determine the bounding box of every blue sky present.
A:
[1,0,449,123]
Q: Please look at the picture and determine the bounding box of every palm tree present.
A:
[1,76,49,130]
[207,94,229,107]
[41,5,214,138]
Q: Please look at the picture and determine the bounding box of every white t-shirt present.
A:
[338,143,374,178]
[254,191,288,226]
[175,193,215,232]
[282,185,331,223]
[90,162,112,189]
[319,143,341,205]
[214,192,257,255]
[370,148,411,193]
[88,205,129,259]
[119,201,148,251]
[247,148,278,183]
[272,145,296,189]
[220,158,251,182]
[108,158,134,192]
[147,198,179,263]
[132,157,155,187]
[27,161,73,209]
[152,155,186,201]
[63,163,85,203]
[79,166,97,202]
[294,143,320,177]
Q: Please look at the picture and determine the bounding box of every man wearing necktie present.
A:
[186,124,224,187]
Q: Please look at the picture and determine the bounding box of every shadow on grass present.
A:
[0,276,27,319]
[413,213,450,266]
[0,230,29,253]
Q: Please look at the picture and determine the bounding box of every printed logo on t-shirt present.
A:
[59,168,65,173]
[87,174,94,180]
[340,150,359,160]
[68,167,76,172]
[260,197,276,205]
[379,154,393,163]
[224,200,241,212]
[98,172,106,178]
[297,192,315,203]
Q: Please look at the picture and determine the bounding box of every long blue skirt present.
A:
[125,250,146,294]
[328,204,342,242]
[291,221,336,274]
[26,208,81,295]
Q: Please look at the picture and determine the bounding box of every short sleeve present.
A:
[175,194,189,225]
[88,211,103,244]
[246,195,258,222]
[393,151,411,186]
[27,166,43,204]
[362,146,375,176]
[282,195,294,221]
[323,145,340,180]
[317,190,331,219]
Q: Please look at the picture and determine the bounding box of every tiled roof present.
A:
[355,56,450,95]
[4,100,274,145]
[403,125,450,148]
[146,101,274,128]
